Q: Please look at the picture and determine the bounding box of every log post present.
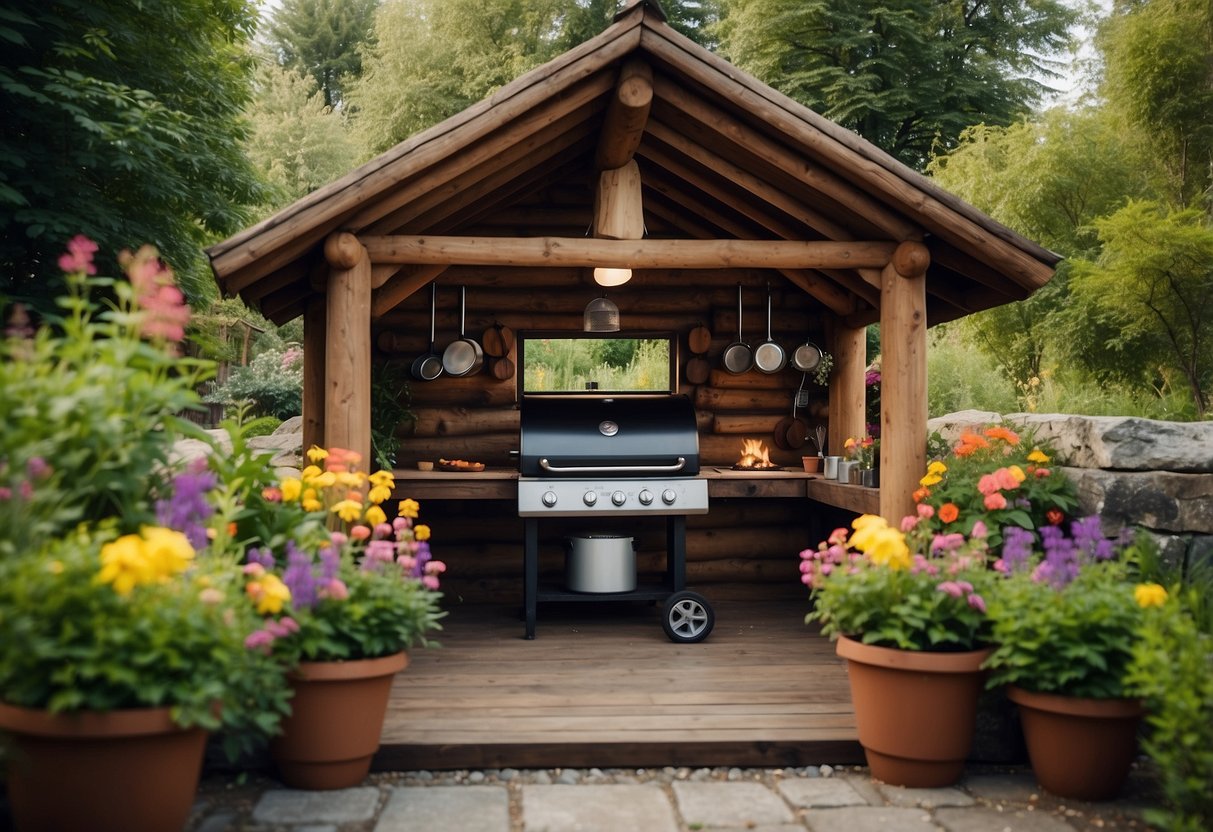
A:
[595,58,653,171]
[828,322,866,462]
[879,241,930,524]
[302,295,326,457]
[323,232,372,466]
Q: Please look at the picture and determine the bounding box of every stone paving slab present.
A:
[250,787,380,824]
[672,781,795,827]
[935,806,1076,832]
[802,806,939,832]
[875,783,977,808]
[962,773,1042,804]
[777,777,869,809]
[523,783,679,832]
[374,785,508,832]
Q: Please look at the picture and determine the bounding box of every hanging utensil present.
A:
[410,282,443,381]
[791,338,823,373]
[754,284,787,374]
[721,283,753,374]
[441,285,484,377]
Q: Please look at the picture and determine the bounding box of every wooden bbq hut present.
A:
[208,0,1058,530]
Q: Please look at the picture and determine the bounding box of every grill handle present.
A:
[538,457,687,474]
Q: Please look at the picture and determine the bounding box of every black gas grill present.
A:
[518,394,713,642]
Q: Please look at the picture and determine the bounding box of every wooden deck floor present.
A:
[376,598,862,770]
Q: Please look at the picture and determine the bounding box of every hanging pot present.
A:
[441,285,484,377]
[410,282,444,381]
[790,339,823,373]
[753,286,786,374]
[721,284,753,374]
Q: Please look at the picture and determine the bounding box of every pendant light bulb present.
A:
[593,267,632,287]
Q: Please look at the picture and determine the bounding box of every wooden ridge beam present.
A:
[361,235,897,270]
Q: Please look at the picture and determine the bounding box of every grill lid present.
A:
[519,394,700,477]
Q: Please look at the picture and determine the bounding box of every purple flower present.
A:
[26,457,50,479]
[156,462,217,549]
[1071,515,1115,561]
[319,544,340,581]
[1037,525,1079,588]
[247,547,276,570]
[967,593,987,614]
[282,541,320,610]
[1001,526,1036,574]
[937,581,965,598]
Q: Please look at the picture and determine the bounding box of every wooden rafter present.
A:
[595,58,653,171]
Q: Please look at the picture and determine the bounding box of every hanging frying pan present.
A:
[441,285,484,377]
[791,339,823,373]
[754,285,786,374]
[410,282,443,381]
[721,284,753,374]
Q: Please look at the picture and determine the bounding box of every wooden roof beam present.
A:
[595,58,653,171]
[361,235,897,271]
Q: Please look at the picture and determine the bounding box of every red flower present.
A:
[1046,508,1064,525]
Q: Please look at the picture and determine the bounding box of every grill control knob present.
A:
[638,489,654,505]
[611,490,627,506]
[661,489,677,505]
[583,491,598,506]
[541,491,558,508]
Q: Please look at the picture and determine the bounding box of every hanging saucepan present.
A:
[754,285,786,374]
[721,283,753,374]
[441,285,484,377]
[410,282,444,381]
[790,338,823,374]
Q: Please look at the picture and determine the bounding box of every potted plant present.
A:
[0,239,291,831]
[239,445,446,790]
[854,435,879,487]
[800,511,995,787]
[983,519,1165,801]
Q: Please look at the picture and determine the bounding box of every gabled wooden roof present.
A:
[208,0,1059,326]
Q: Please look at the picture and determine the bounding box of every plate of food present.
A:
[437,458,486,472]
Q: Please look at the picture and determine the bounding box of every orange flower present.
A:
[939,503,960,524]
[954,431,990,457]
[912,487,931,503]
[984,426,1020,445]
[1046,508,1064,525]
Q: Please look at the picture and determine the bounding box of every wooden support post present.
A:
[323,232,372,466]
[593,160,644,239]
[595,58,653,171]
[302,296,326,456]
[879,241,930,524]
[828,322,866,464]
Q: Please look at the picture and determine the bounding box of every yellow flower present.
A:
[98,534,153,596]
[926,461,947,476]
[414,524,431,541]
[398,498,420,519]
[332,499,364,524]
[302,488,323,512]
[335,471,363,489]
[848,514,889,550]
[1134,583,1168,608]
[301,465,323,482]
[368,484,392,505]
[140,526,194,579]
[364,504,387,527]
[919,472,943,487]
[280,477,302,502]
[1027,449,1050,464]
[312,471,337,489]
[369,470,395,489]
[248,574,291,615]
[307,446,329,463]
[1008,465,1026,483]
[866,528,911,570]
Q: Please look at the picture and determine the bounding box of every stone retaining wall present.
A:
[928,410,1213,572]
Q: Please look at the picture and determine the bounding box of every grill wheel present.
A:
[661,591,715,643]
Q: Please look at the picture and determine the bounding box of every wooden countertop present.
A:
[391,467,880,513]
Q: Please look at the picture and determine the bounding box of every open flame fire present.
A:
[735,438,779,470]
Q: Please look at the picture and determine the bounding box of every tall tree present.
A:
[715,0,1078,169]
[266,0,379,109]
[352,0,576,154]
[0,0,265,305]
[244,59,363,209]
[1097,0,1213,210]
[556,0,721,50]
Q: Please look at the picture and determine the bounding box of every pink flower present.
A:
[244,630,274,652]
[350,524,371,541]
[967,593,987,613]
[900,515,919,532]
[916,503,935,519]
[801,573,813,586]
[374,522,393,538]
[243,563,266,577]
[421,575,440,590]
[424,560,446,575]
[393,516,412,532]
[827,527,849,546]
[956,581,974,593]
[330,531,349,546]
[0,487,10,500]
[983,492,1007,511]
[971,520,988,539]
[993,558,1008,574]
[937,581,964,598]
[322,579,349,601]
[397,555,416,571]
[57,235,98,275]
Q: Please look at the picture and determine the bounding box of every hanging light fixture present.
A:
[592,266,632,287]
[583,295,620,332]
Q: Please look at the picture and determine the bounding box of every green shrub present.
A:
[206,345,302,420]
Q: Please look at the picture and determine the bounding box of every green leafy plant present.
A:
[983,522,1164,699]
[370,359,413,470]
[205,344,303,420]
[801,513,994,651]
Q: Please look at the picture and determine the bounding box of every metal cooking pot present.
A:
[565,534,636,593]
[754,286,786,374]
[721,283,753,374]
[410,282,443,381]
[441,285,484,377]
[790,340,823,373]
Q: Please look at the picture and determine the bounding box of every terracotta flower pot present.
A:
[271,651,408,790]
[802,456,822,473]
[0,701,208,832]
[1007,686,1143,801]
[837,636,994,787]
